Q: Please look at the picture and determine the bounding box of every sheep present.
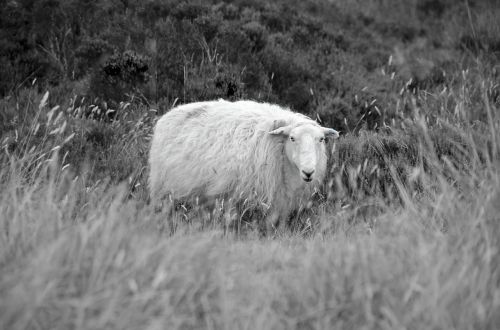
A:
[148,99,339,232]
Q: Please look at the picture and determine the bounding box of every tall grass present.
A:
[1,68,499,329]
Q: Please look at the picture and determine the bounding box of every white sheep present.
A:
[148,99,339,231]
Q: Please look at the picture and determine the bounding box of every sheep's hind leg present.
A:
[152,195,176,234]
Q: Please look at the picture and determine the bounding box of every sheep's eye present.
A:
[319,137,325,143]
[290,136,295,142]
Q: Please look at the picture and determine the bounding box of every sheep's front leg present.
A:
[265,207,287,236]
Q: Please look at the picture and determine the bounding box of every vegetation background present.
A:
[1,0,500,329]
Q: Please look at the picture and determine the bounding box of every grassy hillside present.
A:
[1,0,500,329]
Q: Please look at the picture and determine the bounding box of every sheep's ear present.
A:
[322,127,340,139]
[269,121,292,136]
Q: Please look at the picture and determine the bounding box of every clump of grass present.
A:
[2,68,500,329]
[1,140,499,328]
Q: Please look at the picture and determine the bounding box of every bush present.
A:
[74,37,113,79]
[241,21,268,52]
[89,51,150,108]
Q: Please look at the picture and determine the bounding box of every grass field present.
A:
[1,0,500,329]
[1,78,499,329]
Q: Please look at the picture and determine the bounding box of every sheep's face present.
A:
[270,123,339,183]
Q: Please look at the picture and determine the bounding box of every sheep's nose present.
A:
[302,170,315,178]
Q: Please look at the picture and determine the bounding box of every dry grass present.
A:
[1,81,500,329]
[1,167,499,329]
[2,1,500,328]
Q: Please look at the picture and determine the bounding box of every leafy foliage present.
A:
[90,51,150,107]
[2,0,498,129]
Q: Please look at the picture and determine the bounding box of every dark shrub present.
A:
[89,51,149,107]
[241,21,268,52]
[218,3,239,20]
[102,51,149,83]
[283,82,312,111]
[74,38,113,79]
[194,13,222,43]
[218,24,253,63]
[261,46,311,106]
[172,2,208,21]
[417,0,446,18]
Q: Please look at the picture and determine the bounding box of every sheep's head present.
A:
[270,122,339,183]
